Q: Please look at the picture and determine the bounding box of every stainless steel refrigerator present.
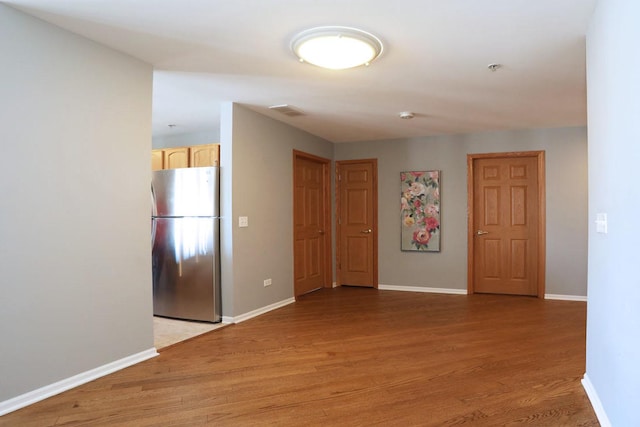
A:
[151,167,221,323]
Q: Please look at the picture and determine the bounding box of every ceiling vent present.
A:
[269,104,305,117]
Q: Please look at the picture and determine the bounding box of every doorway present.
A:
[336,159,378,288]
[467,151,546,297]
[293,150,332,297]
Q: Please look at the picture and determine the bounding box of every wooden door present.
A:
[293,151,331,297]
[467,152,545,297]
[190,144,220,167]
[163,147,189,169]
[336,159,378,287]
[151,150,164,171]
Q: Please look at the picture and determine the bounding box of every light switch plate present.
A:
[595,213,607,234]
[239,216,249,228]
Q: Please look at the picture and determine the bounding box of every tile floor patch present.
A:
[153,317,226,349]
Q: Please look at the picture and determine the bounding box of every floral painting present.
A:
[401,171,441,252]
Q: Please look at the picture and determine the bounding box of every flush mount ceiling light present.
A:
[291,26,383,70]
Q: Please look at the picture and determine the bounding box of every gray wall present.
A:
[335,126,588,296]
[585,0,640,424]
[0,0,595,411]
[220,103,333,317]
[0,5,153,401]
[152,129,219,149]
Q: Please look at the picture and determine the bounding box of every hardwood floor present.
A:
[1,287,598,426]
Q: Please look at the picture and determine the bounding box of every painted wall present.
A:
[0,5,154,402]
[335,126,588,296]
[152,129,219,149]
[220,104,333,317]
[585,0,640,424]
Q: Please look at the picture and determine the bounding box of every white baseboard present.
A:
[0,348,158,417]
[229,297,296,324]
[582,373,612,427]
[545,294,587,302]
[379,286,586,301]
[378,284,467,295]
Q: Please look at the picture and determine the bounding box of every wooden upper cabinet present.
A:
[190,144,220,167]
[163,147,189,169]
[152,144,220,170]
[151,150,164,171]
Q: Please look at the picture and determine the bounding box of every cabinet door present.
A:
[190,144,220,167]
[151,150,164,171]
[163,147,189,169]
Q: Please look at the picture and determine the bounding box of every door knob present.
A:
[318,230,325,234]
[476,230,489,235]
[361,228,373,234]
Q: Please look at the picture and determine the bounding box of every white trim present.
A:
[0,348,158,416]
[221,316,234,324]
[545,294,587,302]
[228,297,296,324]
[379,286,586,300]
[582,374,612,427]
[378,284,467,295]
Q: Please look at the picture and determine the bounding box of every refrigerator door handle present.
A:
[151,185,158,246]
[151,184,158,218]
[151,218,157,247]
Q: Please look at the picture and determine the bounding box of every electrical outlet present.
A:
[239,216,249,227]
[263,278,272,287]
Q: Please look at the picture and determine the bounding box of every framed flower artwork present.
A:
[401,170,441,252]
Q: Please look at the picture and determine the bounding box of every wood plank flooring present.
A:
[1,287,599,426]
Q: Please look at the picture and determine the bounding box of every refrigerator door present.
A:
[152,167,219,217]
[152,217,221,322]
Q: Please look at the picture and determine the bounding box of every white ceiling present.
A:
[5,0,596,143]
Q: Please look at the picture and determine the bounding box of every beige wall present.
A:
[335,126,588,296]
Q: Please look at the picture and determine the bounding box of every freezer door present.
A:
[152,167,219,217]
[152,217,220,322]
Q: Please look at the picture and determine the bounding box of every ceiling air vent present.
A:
[268,104,305,117]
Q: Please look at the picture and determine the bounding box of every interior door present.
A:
[337,159,378,287]
[293,151,331,297]
[468,152,545,297]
